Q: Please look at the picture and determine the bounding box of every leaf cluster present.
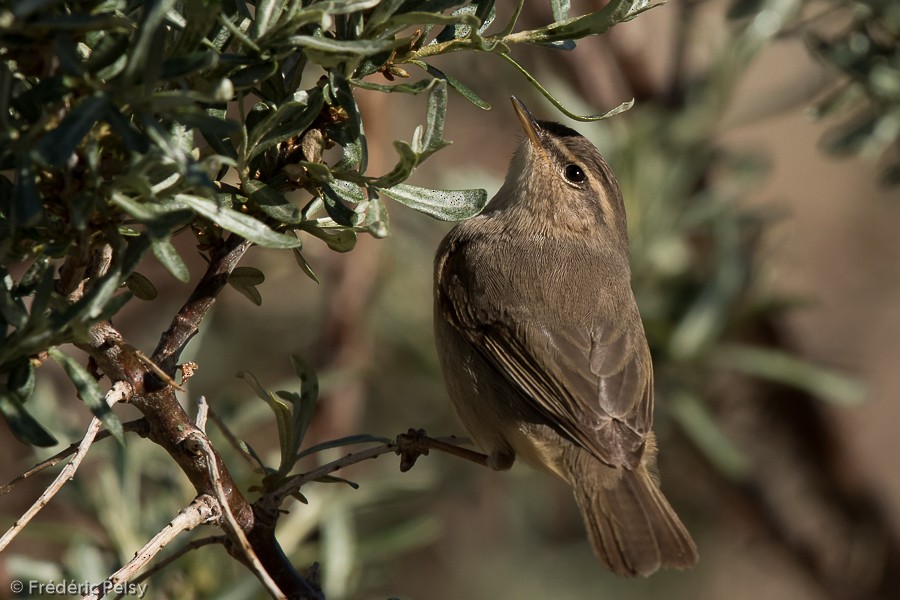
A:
[805,0,900,184]
[0,1,644,445]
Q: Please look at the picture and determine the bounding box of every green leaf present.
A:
[670,392,750,482]
[0,391,58,447]
[378,183,488,221]
[329,71,368,173]
[151,238,190,283]
[364,194,390,238]
[498,53,634,121]
[292,249,321,284]
[227,266,265,306]
[415,78,451,158]
[175,194,302,249]
[712,345,868,407]
[509,0,651,44]
[304,225,358,252]
[321,181,366,226]
[287,354,319,459]
[246,90,324,163]
[242,181,303,225]
[411,60,490,110]
[125,272,158,301]
[287,35,404,57]
[0,267,28,329]
[238,371,294,471]
[49,348,125,445]
[350,78,436,95]
[34,94,109,167]
[124,0,176,82]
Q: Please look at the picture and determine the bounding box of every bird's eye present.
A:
[564,164,586,184]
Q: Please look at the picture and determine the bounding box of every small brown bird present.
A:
[433,97,698,576]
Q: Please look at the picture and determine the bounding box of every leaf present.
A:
[416,78,450,159]
[34,94,109,167]
[0,267,28,329]
[292,249,321,284]
[242,181,303,225]
[512,0,652,44]
[175,194,302,249]
[329,71,368,173]
[321,181,366,226]
[287,35,404,57]
[49,348,125,445]
[498,53,634,121]
[125,272,158,301]
[377,183,488,221]
[411,60,490,110]
[238,371,294,470]
[151,238,190,283]
[304,225,358,252]
[123,0,176,82]
[670,391,750,482]
[0,391,58,447]
[549,0,571,21]
[364,194,390,238]
[227,266,265,306]
[246,90,324,163]
[713,345,868,407]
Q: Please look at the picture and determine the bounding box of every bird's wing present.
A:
[438,253,653,468]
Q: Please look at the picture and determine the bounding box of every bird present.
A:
[433,96,698,576]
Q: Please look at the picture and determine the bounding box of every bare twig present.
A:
[83,495,221,600]
[265,430,488,509]
[119,536,226,597]
[152,235,254,375]
[0,418,149,496]
[194,434,288,599]
[206,406,263,470]
[0,381,132,552]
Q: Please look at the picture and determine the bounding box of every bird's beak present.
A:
[511,96,543,150]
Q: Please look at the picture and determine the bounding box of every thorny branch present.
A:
[83,494,221,600]
[0,381,132,553]
[261,430,487,512]
[0,418,149,496]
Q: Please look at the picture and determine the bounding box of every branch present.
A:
[192,431,289,599]
[121,536,226,595]
[263,430,488,510]
[0,418,149,497]
[83,494,221,600]
[0,381,131,553]
[151,234,253,376]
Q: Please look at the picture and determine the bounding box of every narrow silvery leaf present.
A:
[421,78,450,156]
[242,181,303,225]
[378,183,488,221]
[549,0,571,21]
[35,94,109,167]
[151,238,190,283]
[411,60,490,110]
[0,391,58,447]
[176,194,302,249]
[49,348,125,445]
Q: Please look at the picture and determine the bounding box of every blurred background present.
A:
[2,1,899,599]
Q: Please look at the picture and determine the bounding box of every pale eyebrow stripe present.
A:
[544,136,615,223]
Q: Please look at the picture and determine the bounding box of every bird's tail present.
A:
[570,459,698,576]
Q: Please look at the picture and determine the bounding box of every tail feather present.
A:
[571,462,698,576]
